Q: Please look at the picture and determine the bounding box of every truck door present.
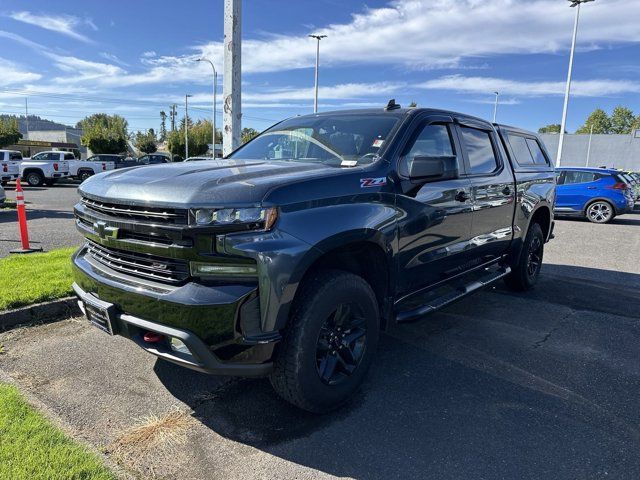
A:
[396,116,474,294]
[455,119,516,262]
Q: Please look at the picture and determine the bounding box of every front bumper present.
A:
[72,247,278,376]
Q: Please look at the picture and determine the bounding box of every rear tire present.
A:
[585,200,614,224]
[269,269,380,413]
[25,171,44,187]
[504,223,544,292]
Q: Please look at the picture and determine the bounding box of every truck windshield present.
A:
[228,114,401,167]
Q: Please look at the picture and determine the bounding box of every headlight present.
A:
[192,207,278,230]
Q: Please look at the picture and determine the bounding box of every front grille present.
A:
[86,240,189,284]
[81,197,188,225]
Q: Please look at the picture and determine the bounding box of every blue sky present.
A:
[0,0,639,134]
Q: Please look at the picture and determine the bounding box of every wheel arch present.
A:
[281,234,393,332]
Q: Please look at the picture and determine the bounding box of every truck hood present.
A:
[78,159,344,207]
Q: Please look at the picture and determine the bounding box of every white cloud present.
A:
[100,52,129,67]
[196,0,640,74]
[418,75,640,97]
[8,11,96,43]
[0,58,41,86]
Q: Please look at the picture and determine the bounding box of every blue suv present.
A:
[555,167,635,223]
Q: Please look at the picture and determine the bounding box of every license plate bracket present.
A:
[83,294,117,335]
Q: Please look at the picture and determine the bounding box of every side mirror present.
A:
[409,155,459,182]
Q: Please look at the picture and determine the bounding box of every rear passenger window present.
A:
[10,152,22,161]
[525,138,549,165]
[64,153,75,160]
[460,127,498,175]
[563,171,596,184]
[507,134,534,165]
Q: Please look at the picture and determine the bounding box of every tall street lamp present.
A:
[185,94,192,159]
[492,91,499,123]
[556,0,595,167]
[197,58,217,156]
[309,34,327,113]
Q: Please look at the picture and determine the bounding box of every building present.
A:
[540,130,640,171]
[7,128,86,158]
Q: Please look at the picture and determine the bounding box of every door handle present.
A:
[587,186,597,190]
[502,186,512,195]
[455,191,470,202]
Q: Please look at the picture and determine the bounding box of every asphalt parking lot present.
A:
[0,182,81,257]
[1,186,640,479]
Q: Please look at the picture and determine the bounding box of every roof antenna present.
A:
[385,99,401,111]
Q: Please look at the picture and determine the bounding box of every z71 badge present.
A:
[360,177,387,188]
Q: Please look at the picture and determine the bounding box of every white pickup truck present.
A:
[1,150,22,185]
[67,155,116,182]
[20,151,72,187]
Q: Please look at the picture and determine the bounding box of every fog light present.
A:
[169,337,190,355]
[191,262,258,277]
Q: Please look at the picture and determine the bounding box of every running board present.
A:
[395,266,511,323]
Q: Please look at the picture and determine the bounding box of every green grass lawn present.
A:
[0,248,76,311]
[0,383,115,480]
[0,199,16,209]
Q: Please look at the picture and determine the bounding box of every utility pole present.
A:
[309,34,327,113]
[556,0,595,167]
[185,94,192,159]
[492,91,499,123]
[170,104,177,132]
[223,0,241,156]
[197,58,217,156]
[25,98,29,141]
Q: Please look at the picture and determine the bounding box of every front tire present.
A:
[504,223,544,292]
[586,200,614,224]
[78,171,93,182]
[270,269,380,413]
[25,171,44,187]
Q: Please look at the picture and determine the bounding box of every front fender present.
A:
[223,199,399,332]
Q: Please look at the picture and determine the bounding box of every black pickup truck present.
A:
[72,104,556,412]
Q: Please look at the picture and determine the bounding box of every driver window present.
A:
[400,123,454,177]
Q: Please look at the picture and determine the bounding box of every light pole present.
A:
[185,94,192,159]
[556,0,595,167]
[585,124,594,166]
[492,91,499,123]
[309,34,327,113]
[197,58,217,156]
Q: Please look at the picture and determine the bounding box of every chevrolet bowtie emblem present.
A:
[93,221,119,240]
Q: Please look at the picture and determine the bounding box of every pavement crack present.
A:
[532,310,575,349]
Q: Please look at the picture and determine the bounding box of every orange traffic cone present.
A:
[10,178,43,254]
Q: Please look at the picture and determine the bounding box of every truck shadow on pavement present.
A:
[155,264,640,480]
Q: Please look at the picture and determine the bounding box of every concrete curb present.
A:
[0,297,81,331]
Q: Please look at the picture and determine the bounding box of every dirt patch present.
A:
[105,407,195,474]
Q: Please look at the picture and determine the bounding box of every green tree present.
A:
[135,129,157,154]
[0,117,22,148]
[538,124,562,134]
[79,113,129,154]
[576,108,611,134]
[609,106,636,134]
[166,118,213,158]
[241,127,259,145]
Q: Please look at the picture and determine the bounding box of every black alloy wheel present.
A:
[316,303,367,385]
[526,234,543,278]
